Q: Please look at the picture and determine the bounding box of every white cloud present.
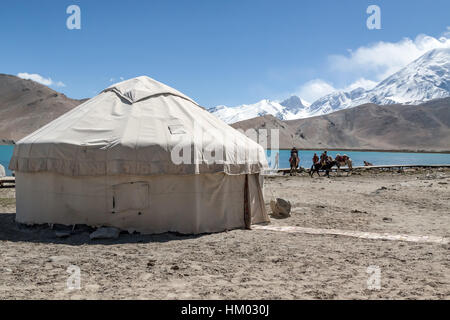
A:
[55,81,66,87]
[17,73,52,86]
[295,28,450,103]
[17,73,66,88]
[443,26,450,38]
[110,77,125,83]
[344,78,377,91]
[328,31,450,81]
[296,77,378,102]
[297,79,336,102]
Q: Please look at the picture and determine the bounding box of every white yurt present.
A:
[9,76,269,234]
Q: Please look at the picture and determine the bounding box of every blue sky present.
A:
[0,0,449,107]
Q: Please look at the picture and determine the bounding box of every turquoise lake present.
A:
[0,145,14,175]
[1,145,450,176]
[266,149,450,169]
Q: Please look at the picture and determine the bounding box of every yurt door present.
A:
[111,181,149,214]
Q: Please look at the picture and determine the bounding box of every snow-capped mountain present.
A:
[280,95,311,110]
[362,48,450,104]
[210,48,450,123]
[308,47,450,116]
[209,98,307,124]
[307,87,366,117]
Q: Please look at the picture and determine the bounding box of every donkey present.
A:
[310,160,337,178]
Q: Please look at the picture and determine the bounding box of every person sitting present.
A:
[312,153,319,165]
[320,151,328,166]
[289,147,299,168]
[364,161,373,166]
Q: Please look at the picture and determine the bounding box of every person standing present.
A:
[290,147,299,168]
[274,152,279,169]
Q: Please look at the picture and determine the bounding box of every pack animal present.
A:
[310,159,337,178]
[334,154,353,176]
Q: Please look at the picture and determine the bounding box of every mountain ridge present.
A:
[0,74,85,142]
[212,48,450,124]
[231,97,450,153]
[1,68,449,153]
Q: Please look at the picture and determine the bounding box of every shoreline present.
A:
[267,148,450,154]
[2,144,450,154]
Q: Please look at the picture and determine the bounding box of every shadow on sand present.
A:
[0,213,205,246]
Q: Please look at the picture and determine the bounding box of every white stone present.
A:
[90,227,120,240]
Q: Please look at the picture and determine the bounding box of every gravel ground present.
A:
[0,168,449,299]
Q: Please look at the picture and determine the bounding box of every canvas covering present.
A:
[9,76,270,234]
[9,76,267,176]
[15,172,269,234]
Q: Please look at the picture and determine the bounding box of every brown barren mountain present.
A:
[1,73,449,152]
[232,98,450,152]
[0,74,84,143]
[231,114,312,150]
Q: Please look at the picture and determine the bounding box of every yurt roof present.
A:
[10,76,268,176]
[103,76,197,105]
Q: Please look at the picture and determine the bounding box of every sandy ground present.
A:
[0,168,449,299]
